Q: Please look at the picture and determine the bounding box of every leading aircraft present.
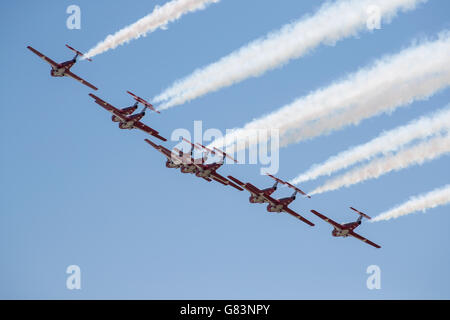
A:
[27,44,98,90]
[228,174,314,226]
[310,207,381,248]
[89,91,166,141]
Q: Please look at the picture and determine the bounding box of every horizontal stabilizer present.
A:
[266,173,310,198]
[127,91,159,113]
[350,207,371,220]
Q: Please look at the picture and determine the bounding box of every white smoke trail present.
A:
[310,134,450,195]
[372,184,450,221]
[208,31,450,151]
[154,0,427,109]
[84,0,220,59]
[291,106,450,184]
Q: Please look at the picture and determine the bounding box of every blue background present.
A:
[1,0,449,299]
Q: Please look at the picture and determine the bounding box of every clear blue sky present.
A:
[1,0,449,299]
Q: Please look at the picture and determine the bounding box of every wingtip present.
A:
[304,219,315,227]
[156,135,167,142]
[350,206,371,219]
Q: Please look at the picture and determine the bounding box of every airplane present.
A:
[189,142,244,191]
[27,44,98,90]
[310,207,381,248]
[144,138,203,172]
[228,174,314,226]
[89,91,166,141]
[227,175,279,204]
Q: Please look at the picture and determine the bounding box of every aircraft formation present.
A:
[27,44,381,249]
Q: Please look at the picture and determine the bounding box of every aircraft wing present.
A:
[211,176,228,186]
[133,121,167,142]
[227,176,261,195]
[144,138,174,159]
[65,70,98,91]
[283,207,315,226]
[243,182,265,195]
[210,172,243,191]
[349,230,381,249]
[259,193,280,206]
[89,93,127,121]
[27,46,60,69]
[310,209,343,229]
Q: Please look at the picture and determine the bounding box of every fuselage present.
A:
[111,106,138,122]
[195,162,221,178]
[163,150,184,169]
[50,59,75,77]
[266,196,295,213]
[180,164,198,174]
[249,187,276,203]
[117,112,145,129]
[331,221,361,237]
[165,155,200,173]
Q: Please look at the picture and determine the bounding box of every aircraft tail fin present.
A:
[66,44,92,61]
